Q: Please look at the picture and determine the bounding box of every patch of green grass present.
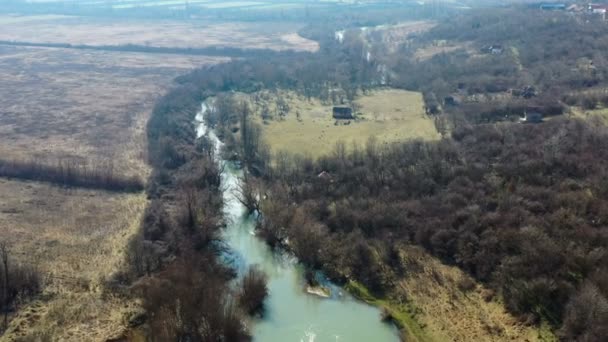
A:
[252,89,439,158]
[344,280,432,342]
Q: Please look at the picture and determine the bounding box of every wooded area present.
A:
[175,7,608,340]
[258,118,608,340]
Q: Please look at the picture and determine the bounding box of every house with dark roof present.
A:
[521,111,543,123]
[332,106,354,120]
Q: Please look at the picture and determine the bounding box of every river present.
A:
[196,102,399,342]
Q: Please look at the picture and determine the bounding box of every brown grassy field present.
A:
[239,89,440,158]
[393,246,555,342]
[413,41,474,61]
[0,15,318,52]
[0,180,146,341]
[347,245,554,342]
[0,45,225,178]
[0,44,225,340]
[367,21,436,53]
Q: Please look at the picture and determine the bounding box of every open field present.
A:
[571,106,608,123]
[347,245,553,342]
[0,41,225,339]
[0,179,147,341]
[0,45,225,178]
[364,21,436,52]
[246,89,439,157]
[0,15,318,52]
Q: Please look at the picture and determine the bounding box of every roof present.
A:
[522,112,543,123]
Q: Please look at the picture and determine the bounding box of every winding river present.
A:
[196,102,399,342]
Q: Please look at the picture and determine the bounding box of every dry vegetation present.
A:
[0,42,225,340]
[393,246,552,342]
[0,179,147,341]
[241,89,439,158]
[345,245,552,342]
[0,45,223,178]
[365,21,436,53]
[413,41,474,61]
[0,15,318,52]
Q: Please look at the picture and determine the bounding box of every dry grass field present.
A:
[0,45,225,178]
[366,21,436,52]
[413,41,474,61]
[0,180,146,341]
[0,43,225,340]
[393,246,555,342]
[242,89,439,158]
[347,245,554,342]
[0,15,319,52]
[571,106,608,123]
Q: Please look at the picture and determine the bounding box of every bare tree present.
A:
[236,174,260,214]
[238,266,268,316]
[0,242,7,331]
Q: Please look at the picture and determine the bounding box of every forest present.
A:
[381,9,608,125]
[256,118,608,340]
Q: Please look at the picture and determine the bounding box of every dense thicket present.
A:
[237,266,268,316]
[175,29,380,101]
[257,118,608,339]
[385,9,608,124]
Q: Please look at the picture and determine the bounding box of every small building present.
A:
[589,3,608,12]
[317,171,332,181]
[589,4,608,18]
[332,106,354,120]
[521,111,543,123]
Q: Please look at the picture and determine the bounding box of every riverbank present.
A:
[345,280,429,342]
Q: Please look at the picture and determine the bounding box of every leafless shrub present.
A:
[238,266,268,316]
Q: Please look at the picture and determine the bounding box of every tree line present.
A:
[0,158,144,192]
[0,41,291,59]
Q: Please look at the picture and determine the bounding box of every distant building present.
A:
[521,111,543,123]
[332,106,354,119]
[317,171,332,182]
[588,4,608,18]
[589,3,608,12]
[540,3,566,10]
